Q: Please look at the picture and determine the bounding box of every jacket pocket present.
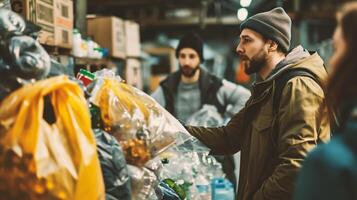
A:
[253,113,273,134]
[252,113,279,150]
[250,113,275,159]
[249,113,277,189]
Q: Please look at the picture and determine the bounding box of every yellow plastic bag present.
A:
[0,75,105,200]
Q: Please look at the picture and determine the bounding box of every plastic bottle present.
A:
[211,178,234,200]
[72,29,82,57]
[80,39,88,58]
[87,37,96,58]
[195,175,211,200]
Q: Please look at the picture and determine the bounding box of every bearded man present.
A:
[151,32,250,124]
[151,32,250,192]
[184,7,331,200]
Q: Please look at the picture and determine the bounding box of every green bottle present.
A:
[89,102,104,129]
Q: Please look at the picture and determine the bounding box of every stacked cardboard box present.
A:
[88,17,143,89]
[11,0,73,49]
[124,20,141,57]
[87,17,142,59]
[54,0,73,48]
[11,0,55,45]
[87,16,126,59]
[124,20,142,89]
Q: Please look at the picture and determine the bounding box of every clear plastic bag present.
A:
[88,69,191,166]
[127,165,159,200]
[186,104,224,127]
[156,181,181,200]
[159,147,225,200]
[0,76,105,200]
[145,157,164,179]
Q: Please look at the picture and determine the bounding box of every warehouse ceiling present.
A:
[86,0,351,28]
[87,0,270,27]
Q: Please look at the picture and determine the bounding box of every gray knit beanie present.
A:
[240,7,292,52]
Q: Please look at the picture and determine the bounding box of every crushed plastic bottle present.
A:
[194,175,211,200]
[211,178,234,200]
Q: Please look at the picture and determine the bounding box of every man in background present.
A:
[151,32,251,191]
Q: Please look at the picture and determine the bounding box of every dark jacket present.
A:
[186,46,331,200]
[151,68,250,121]
[160,68,226,116]
[294,105,357,200]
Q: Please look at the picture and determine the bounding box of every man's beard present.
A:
[241,49,268,75]
[180,65,200,78]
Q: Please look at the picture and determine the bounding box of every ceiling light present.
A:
[240,0,252,7]
[237,8,248,21]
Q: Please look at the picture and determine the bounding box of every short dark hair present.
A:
[277,44,288,54]
[262,36,288,54]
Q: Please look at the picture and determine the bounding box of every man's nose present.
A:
[182,58,191,65]
[236,43,244,55]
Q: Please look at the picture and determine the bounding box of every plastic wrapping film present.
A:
[156,181,181,200]
[186,104,237,192]
[159,147,224,200]
[186,105,224,127]
[128,165,159,200]
[160,150,224,182]
[86,69,214,199]
[0,76,105,200]
[88,69,192,167]
[0,0,11,10]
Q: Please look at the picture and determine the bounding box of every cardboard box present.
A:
[125,58,142,89]
[54,0,73,49]
[11,0,55,45]
[124,20,141,57]
[87,16,126,59]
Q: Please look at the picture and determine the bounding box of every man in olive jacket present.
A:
[185,7,330,200]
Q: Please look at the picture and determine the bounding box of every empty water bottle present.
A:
[211,178,234,200]
[195,175,211,200]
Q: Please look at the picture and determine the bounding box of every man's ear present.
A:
[267,40,278,52]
